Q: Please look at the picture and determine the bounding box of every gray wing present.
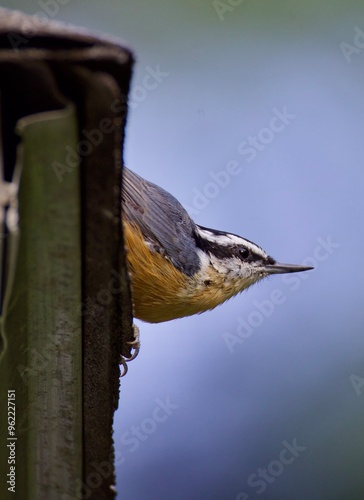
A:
[122,167,201,276]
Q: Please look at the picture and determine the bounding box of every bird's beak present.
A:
[264,262,314,275]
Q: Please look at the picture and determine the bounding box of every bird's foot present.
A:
[120,324,140,377]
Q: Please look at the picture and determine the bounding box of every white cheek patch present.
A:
[196,227,268,260]
[207,253,252,279]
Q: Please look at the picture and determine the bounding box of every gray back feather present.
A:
[122,167,201,276]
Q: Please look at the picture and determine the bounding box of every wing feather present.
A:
[122,167,200,276]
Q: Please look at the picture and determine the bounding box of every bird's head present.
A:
[194,225,313,298]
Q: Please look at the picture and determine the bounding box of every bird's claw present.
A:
[120,324,140,377]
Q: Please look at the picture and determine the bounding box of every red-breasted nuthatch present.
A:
[122,167,312,323]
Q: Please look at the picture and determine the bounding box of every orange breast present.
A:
[123,221,194,322]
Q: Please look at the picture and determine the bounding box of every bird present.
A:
[122,166,313,324]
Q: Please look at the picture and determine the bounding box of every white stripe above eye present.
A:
[196,227,267,259]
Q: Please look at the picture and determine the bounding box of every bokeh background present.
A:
[3,1,364,498]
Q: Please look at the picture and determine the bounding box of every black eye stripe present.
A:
[195,235,260,263]
[194,226,269,264]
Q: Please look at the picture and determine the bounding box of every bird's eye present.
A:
[239,247,249,259]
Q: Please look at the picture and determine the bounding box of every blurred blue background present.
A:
[4,1,364,498]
